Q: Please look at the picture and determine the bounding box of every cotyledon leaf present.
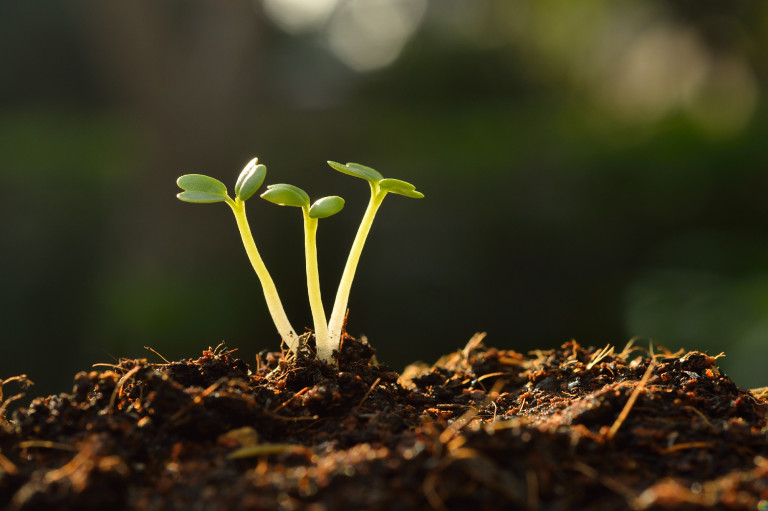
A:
[327,161,383,183]
[235,158,267,201]
[378,178,424,199]
[260,183,310,209]
[308,196,345,219]
[177,174,229,203]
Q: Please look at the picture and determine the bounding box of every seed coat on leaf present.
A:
[235,159,266,201]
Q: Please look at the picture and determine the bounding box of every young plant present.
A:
[260,184,345,361]
[176,158,300,351]
[177,157,422,365]
[325,161,423,356]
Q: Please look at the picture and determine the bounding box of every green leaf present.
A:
[235,159,266,201]
[176,174,229,203]
[177,190,229,203]
[309,196,345,219]
[378,178,424,199]
[327,161,383,183]
[260,183,310,209]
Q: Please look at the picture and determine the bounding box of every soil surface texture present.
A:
[1,334,767,510]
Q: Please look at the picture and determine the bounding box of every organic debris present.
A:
[0,337,766,510]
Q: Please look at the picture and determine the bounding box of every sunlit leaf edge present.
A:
[327,161,383,183]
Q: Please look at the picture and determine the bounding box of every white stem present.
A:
[303,212,331,360]
[326,187,386,355]
[229,200,298,351]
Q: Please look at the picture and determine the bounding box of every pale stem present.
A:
[327,186,386,354]
[228,199,299,351]
[303,212,331,360]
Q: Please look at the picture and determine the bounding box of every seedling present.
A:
[176,158,299,351]
[261,184,344,361]
[177,157,422,364]
[325,161,423,355]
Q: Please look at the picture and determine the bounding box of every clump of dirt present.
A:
[1,334,766,510]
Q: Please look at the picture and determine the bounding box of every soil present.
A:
[1,333,766,510]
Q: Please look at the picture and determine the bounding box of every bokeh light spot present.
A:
[326,0,427,72]
[262,0,340,34]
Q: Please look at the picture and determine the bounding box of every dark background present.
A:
[2,0,767,402]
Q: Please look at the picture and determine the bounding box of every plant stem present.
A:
[303,212,331,361]
[228,199,298,351]
[327,186,386,355]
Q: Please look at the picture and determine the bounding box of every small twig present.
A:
[617,337,642,359]
[261,408,319,421]
[606,360,655,441]
[462,332,487,358]
[168,377,230,424]
[109,365,142,413]
[586,344,614,371]
[18,440,78,451]
[0,375,34,419]
[0,392,26,422]
[569,342,579,361]
[42,447,91,485]
[658,441,715,454]
[476,372,506,382]
[750,387,767,400]
[272,387,310,413]
[1,375,33,400]
[439,406,481,445]
[682,405,714,428]
[144,346,171,364]
[439,379,505,445]
[353,377,381,411]
[197,378,230,402]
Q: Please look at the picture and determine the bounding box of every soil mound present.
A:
[1,335,766,510]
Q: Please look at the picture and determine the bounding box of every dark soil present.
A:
[1,333,766,510]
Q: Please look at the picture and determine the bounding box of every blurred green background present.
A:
[2,0,767,401]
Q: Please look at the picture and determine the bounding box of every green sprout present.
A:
[260,184,344,361]
[176,158,299,351]
[325,161,423,355]
[176,156,422,364]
